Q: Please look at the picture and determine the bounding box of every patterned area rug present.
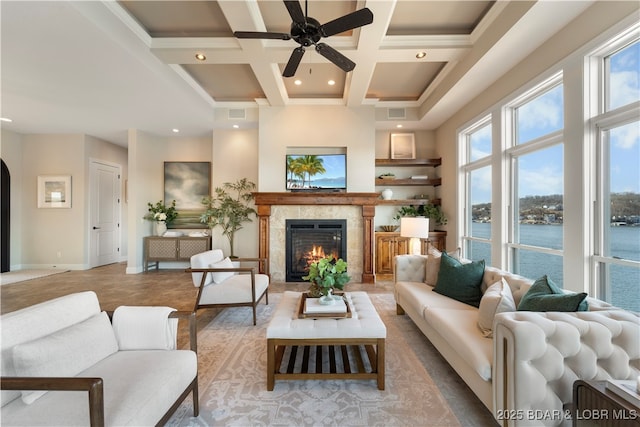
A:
[167,293,461,427]
[0,269,69,286]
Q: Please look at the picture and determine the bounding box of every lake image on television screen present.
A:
[286,155,346,189]
[470,222,639,312]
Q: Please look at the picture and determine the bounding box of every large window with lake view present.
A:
[591,33,639,311]
[508,78,565,285]
[457,22,639,312]
[460,118,492,264]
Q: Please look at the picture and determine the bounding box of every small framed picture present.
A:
[38,175,72,208]
[390,133,416,159]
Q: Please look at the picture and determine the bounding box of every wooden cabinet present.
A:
[375,158,442,206]
[143,236,211,272]
[375,231,446,277]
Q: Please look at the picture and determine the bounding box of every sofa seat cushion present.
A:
[395,281,477,316]
[1,349,197,426]
[423,308,493,381]
[200,273,269,304]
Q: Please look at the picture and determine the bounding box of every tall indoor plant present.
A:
[200,178,256,258]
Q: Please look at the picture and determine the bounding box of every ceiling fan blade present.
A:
[283,47,305,77]
[320,8,373,37]
[234,31,291,40]
[315,43,355,72]
[284,0,305,26]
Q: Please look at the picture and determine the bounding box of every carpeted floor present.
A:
[167,293,461,427]
[0,269,69,286]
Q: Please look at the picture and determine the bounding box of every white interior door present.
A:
[89,160,121,268]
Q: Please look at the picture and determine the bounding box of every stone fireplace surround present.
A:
[253,193,379,283]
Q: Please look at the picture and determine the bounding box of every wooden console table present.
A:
[143,236,211,272]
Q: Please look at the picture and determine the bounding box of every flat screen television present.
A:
[286,154,346,191]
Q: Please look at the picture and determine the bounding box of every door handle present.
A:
[93,226,101,230]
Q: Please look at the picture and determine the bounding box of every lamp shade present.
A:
[400,217,429,239]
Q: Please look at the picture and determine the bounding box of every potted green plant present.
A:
[303,256,350,302]
[200,178,256,258]
[144,200,178,235]
[394,203,448,227]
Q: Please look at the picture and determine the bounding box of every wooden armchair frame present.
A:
[186,257,269,325]
[1,311,199,427]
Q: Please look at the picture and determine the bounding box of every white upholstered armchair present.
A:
[187,249,269,325]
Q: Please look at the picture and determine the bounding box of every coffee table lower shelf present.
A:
[267,338,385,391]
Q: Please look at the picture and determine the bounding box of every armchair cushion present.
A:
[190,249,225,287]
[200,273,269,305]
[112,306,178,350]
[211,257,235,283]
[12,311,118,404]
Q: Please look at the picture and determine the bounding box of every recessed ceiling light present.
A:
[172,128,180,133]
[396,124,403,128]
[233,124,239,129]
[195,53,206,61]
[416,51,427,59]
[0,117,12,123]
[328,80,335,86]
[294,80,302,85]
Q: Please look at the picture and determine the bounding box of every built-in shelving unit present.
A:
[374,158,442,206]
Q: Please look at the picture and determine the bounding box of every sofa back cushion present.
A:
[1,291,102,407]
[12,311,119,404]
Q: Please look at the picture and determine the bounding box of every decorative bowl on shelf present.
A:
[380,225,398,232]
[378,174,396,180]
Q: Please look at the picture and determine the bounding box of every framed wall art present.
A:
[390,133,416,159]
[38,175,72,208]
[164,162,211,228]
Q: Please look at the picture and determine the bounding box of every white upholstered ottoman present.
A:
[266,291,387,390]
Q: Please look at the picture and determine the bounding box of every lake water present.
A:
[470,223,639,312]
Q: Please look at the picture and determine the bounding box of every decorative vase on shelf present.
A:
[381,188,393,200]
[155,221,167,236]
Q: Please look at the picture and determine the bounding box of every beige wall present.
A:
[1,130,127,270]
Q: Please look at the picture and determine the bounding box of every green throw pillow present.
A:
[433,253,485,307]
[517,275,588,312]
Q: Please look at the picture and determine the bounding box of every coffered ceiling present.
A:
[1,1,595,145]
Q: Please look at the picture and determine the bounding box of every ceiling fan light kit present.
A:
[234,0,373,78]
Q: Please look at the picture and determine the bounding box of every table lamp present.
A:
[400,217,429,255]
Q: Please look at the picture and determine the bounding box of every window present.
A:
[454,20,638,310]
[507,77,565,285]
[460,119,492,264]
[592,36,640,311]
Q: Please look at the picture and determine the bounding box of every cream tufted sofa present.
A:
[394,254,639,427]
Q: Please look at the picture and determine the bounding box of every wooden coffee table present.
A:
[266,291,386,390]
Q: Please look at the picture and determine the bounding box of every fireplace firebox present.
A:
[285,219,347,282]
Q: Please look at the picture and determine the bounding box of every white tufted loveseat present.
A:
[393,254,639,427]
